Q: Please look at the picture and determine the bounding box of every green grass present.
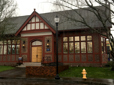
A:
[0,66,15,72]
[59,67,114,79]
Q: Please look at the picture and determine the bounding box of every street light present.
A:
[54,15,60,79]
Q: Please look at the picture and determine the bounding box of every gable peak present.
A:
[34,8,36,12]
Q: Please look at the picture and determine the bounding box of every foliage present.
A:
[0,66,15,72]
[59,67,114,79]
[0,0,17,40]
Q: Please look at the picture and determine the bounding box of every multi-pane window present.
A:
[0,40,20,55]
[63,35,93,54]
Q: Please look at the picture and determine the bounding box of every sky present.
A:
[15,0,54,16]
[15,0,114,35]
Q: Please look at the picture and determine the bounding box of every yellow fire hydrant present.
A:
[82,69,87,79]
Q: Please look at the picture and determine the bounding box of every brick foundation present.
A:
[26,65,69,77]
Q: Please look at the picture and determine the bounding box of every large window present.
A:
[0,40,20,55]
[63,35,93,54]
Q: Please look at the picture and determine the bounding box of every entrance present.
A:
[31,41,42,62]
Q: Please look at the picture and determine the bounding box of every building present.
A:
[0,6,112,66]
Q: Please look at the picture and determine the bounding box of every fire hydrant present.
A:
[82,69,87,79]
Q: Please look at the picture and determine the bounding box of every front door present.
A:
[32,46,42,62]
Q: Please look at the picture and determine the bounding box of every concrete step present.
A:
[17,62,42,67]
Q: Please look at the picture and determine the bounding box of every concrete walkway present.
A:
[0,67,113,85]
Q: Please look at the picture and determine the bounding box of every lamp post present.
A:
[54,15,60,79]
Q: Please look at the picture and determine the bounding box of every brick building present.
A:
[0,6,111,66]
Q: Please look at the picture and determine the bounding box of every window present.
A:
[63,35,93,54]
[32,41,42,46]
[75,42,80,53]
[101,37,105,53]
[0,40,20,55]
[0,41,3,54]
[87,36,92,53]
[81,36,86,53]
[69,42,74,53]
[81,42,86,53]
[63,43,68,53]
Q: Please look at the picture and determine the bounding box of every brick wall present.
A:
[26,65,69,77]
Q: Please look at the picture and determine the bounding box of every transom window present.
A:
[63,35,92,54]
[32,41,42,46]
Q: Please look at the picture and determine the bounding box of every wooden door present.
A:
[32,46,42,62]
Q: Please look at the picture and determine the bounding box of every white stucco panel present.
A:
[21,32,52,37]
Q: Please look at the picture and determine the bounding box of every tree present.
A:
[53,0,114,70]
[0,0,17,40]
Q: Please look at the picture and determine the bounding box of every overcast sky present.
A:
[15,0,54,16]
[15,0,114,35]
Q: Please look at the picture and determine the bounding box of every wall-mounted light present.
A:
[46,40,50,47]
[23,41,25,48]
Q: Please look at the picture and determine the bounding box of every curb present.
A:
[0,77,111,85]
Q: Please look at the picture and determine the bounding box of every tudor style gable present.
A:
[22,16,49,31]
[15,9,55,36]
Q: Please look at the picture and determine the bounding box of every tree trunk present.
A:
[110,51,114,71]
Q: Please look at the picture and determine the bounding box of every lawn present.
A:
[0,66,15,72]
[59,67,114,79]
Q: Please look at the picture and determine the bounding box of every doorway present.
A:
[31,40,42,62]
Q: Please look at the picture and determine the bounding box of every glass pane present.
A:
[81,36,85,41]
[8,45,11,54]
[16,45,20,54]
[63,43,68,53]
[12,45,15,54]
[81,42,86,53]
[40,23,44,29]
[32,24,35,29]
[0,45,3,54]
[0,41,3,54]
[16,40,20,44]
[32,41,42,45]
[87,42,92,53]
[75,42,80,53]
[12,40,16,44]
[69,37,73,41]
[8,40,11,44]
[36,23,39,29]
[0,41,3,45]
[4,40,7,44]
[101,42,104,53]
[101,37,103,41]
[87,36,92,41]
[69,43,74,53]
[75,36,79,41]
[4,45,7,54]
[63,37,67,42]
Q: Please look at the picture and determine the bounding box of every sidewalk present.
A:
[0,67,113,85]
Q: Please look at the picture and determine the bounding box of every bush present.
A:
[105,61,113,67]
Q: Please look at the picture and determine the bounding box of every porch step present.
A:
[17,62,42,67]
